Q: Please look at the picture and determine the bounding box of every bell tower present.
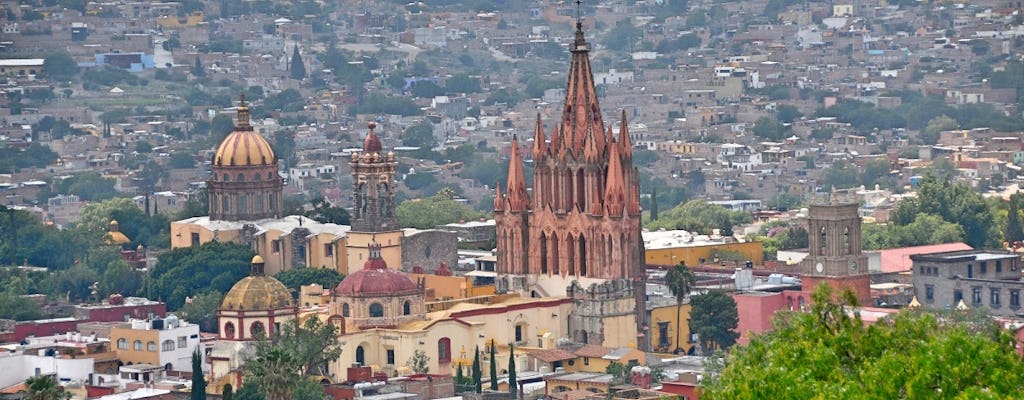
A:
[346,122,403,274]
[799,200,871,304]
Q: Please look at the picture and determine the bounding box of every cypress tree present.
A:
[471,346,482,393]
[507,343,517,394]
[222,384,232,400]
[650,186,659,221]
[191,348,206,400]
[489,341,498,390]
[1007,193,1023,244]
[290,45,306,80]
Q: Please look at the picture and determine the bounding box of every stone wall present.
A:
[402,230,458,273]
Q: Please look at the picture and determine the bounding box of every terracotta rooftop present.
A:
[572,344,612,358]
[528,348,577,363]
[878,242,972,273]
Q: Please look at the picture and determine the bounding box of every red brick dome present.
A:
[335,243,417,296]
[362,121,382,153]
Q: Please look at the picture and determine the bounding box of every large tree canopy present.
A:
[890,175,996,248]
[646,200,752,236]
[150,241,253,310]
[396,192,486,229]
[702,285,1024,399]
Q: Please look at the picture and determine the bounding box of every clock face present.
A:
[815,262,824,273]
[849,262,858,272]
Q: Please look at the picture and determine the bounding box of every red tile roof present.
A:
[572,344,612,358]
[528,348,577,363]
[878,242,972,273]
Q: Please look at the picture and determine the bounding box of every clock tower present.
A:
[798,201,871,305]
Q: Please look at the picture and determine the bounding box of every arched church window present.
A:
[843,227,851,255]
[369,303,384,318]
[237,173,245,182]
[251,321,265,336]
[355,346,365,365]
[437,338,451,363]
[403,300,411,315]
[819,226,827,256]
[224,322,235,339]
[342,303,350,317]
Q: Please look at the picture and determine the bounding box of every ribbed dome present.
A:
[103,220,131,245]
[363,121,382,153]
[335,244,417,296]
[213,100,276,167]
[221,276,294,310]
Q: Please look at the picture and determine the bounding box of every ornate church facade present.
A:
[494,22,647,349]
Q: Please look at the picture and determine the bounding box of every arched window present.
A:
[369,303,384,318]
[437,337,451,363]
[342,303,350,317]
[253,173,261,181]
[819,226,827,256]
[355,346,365,365]
[223,174,230,182]
[147,341,156,352]
[403,300,411,316]
[162,340,175,351]
[268,172,274,180]
[237,173,245,182]
[224,322,235,339]
[133,340,142,350]
[843,227,851,255]
[251,321,265,336]
[117,338,128,349]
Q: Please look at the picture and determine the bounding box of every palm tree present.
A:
[26,375,68,400]
[665,262,696,353]
[244,347,301,400]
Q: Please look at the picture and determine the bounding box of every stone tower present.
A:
[799,201,871,305]
[208,96,284,221]
[346,122,403,273]
[494,18,647,349]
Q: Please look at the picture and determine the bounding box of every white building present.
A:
[110,315,204,372]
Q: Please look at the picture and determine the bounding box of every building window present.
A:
[178,336,187,348]
[997,261,1002,273]
[438,338,451,363]
[191,233,200,247]
[954,290,963,303]
[925,285,934,302]
[403,300,411,316]
[386,349,395,365]
[369,303,384,318]
[1011,290,1020,308]
[991,288,1001,306]
[224,322,235,339]
[251,321,265,336]
[972,288,983,304]
[515,324,523,343]
[272,240,281,254]
[117,338,128,349]
[657,322,670,348]
[342,303,350,317]
[980,262,987,275]
[134,340,142,350]
[162,340,175,351]
[583,357,589,366]
[147,341,156,352]
[324,244,333,257]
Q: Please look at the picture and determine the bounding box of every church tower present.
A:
[208,96,284,221]
[494,14,646,349]
[798,200,871,305]
[346,122,402,273]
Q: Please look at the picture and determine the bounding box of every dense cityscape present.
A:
[1,0,1024,398]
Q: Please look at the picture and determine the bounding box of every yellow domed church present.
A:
[169,98,457,277]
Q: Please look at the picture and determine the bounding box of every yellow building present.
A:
[643,230,763,267]
[110,316,203,371]
[649,303,694,354]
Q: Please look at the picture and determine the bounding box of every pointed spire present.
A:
[618,110,632,161]
[626,170,642,215]
[604,139,625,217]
[493,181,504,211]
[561,8,603,159]
[583,125,600,162]
[505,135,529,211]
[532,114,547,160]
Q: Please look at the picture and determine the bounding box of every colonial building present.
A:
[494,21,647,349]
[911,249,1023,317]
[170,116,457,276]
[797,200,872,304]
[210,255,297,392]
[207,97,284,221]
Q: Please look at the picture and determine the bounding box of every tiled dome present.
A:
[212,100,276,167]
[335,243,417,296]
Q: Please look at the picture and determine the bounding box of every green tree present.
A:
[171,152,197,169]
[402,121,436,149]
[776,105,802,124]
[921,115,956,145]
[890,175,996,248]
[822,160,859,189]
[396,192,486,229]
[192,56,206,78]
[472,346,482,393]
[1006,193,1024,244]
[151,241,253,310]
[507,343,516,394]
[860,158,894,189]
[304,197,350,225]
[689,290,738,352]
[665,263,696,353]
[407,349,430,374]
[259,317,343,377]
[192,348,207,400]
[222,384,233,400]
[181,291,224,332]
[26,375,68,400]
[446,74,482,93]
[702,284,1024,399]
[751,117,786,140]
[232,384,264,400]
[56,172,119,201]
[274,267,344,297]
[646,200,752,236]
[0,292,43,321]
[489,341,498,390]
[244,347,301,400]
[41,52,78,82]
[292,379,325,400]
[603,19,643,52]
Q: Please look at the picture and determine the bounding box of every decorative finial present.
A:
[368,121,376,131]
[236,93,251,128]
[573,0,586,48]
